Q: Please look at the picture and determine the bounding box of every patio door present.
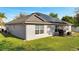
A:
[55,25,59,32]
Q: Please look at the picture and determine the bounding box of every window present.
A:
[35,25,44,34]
[55,25,59,32]
[35,25,39,34]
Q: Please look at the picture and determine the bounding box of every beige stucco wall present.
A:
[6,24,55,40]
[25,25,55,40]
[6,24,71,40]
[6,24,25,39]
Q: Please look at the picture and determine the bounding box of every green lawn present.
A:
[0,32,79,51]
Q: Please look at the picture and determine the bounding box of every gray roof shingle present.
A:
[6,12,71,25]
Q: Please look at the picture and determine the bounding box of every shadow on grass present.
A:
[0,31,22,40]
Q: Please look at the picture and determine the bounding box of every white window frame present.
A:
[35,25,44,34]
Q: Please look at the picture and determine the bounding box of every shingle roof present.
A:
[6,12,71,25]
[7,14,30,24]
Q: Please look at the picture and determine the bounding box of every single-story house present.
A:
[6,13,72,40]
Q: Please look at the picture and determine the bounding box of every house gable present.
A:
[25,14,52,24]
[26,14,45,22]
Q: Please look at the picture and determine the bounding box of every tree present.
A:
[74,8,79,26]
[0,12,6,27]
[49,13,58,18]
[62,16,76,24]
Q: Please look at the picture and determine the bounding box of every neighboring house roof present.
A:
[6,12,71,25]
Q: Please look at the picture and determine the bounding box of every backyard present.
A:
[0,32,79,51]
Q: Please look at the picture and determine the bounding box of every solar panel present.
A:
[35,13,62,22]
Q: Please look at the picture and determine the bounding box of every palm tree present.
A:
[0,12,6,28]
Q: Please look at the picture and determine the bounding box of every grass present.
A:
[0,32,79,51]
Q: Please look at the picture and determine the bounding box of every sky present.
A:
[0,7,75,22]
